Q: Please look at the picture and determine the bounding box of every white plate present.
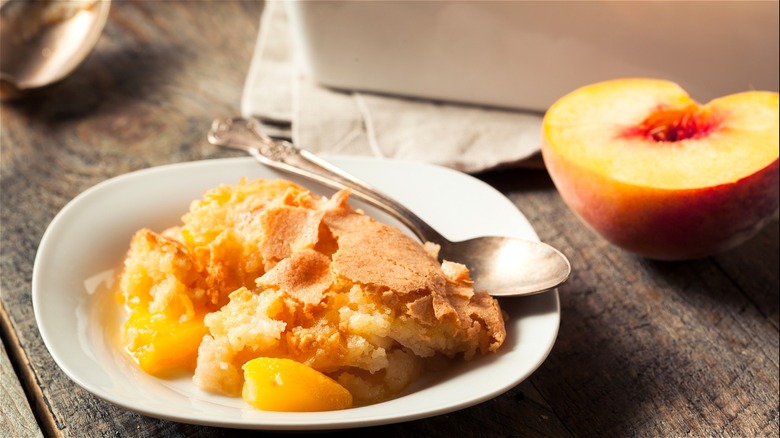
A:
[33,157,560,430]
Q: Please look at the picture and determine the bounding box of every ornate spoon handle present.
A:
[207,117,442,243]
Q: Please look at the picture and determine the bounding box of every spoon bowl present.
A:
[438,236,570,296]
[208,117,571,297]
[0,0,110,99]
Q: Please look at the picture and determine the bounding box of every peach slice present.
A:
[541,78,778,260]
[122,309,208,376]
[242,357,353,412]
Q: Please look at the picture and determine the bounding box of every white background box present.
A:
[286,1,779,112]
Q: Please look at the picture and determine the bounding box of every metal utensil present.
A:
[207,117,571,297]
[0,0,110,99]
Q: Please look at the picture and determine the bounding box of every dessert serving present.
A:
[117,178,506,411]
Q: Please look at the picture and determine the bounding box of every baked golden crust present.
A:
[119,178,506,404]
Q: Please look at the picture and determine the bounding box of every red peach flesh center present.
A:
[623,104,721,142]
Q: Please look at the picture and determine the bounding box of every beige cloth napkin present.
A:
[240,1,544,173]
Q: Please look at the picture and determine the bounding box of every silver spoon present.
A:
[0,0,110,99]
[207,117,571,297]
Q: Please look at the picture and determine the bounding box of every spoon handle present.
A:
[207,117,444,243]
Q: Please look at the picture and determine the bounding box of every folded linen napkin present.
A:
[240,1,545,173]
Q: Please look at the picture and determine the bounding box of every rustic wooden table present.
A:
[1,1,778,437]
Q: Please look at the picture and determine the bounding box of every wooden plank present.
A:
[1,301,44,438]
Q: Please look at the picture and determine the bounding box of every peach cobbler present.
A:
[118,178,506,411]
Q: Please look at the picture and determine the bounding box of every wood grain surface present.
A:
[1,301,43,438]
[1,1,777,437]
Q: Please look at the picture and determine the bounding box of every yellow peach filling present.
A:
[122,309,208,376]
[242,357,353,412]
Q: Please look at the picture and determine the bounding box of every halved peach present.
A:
[542,78,778,260]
